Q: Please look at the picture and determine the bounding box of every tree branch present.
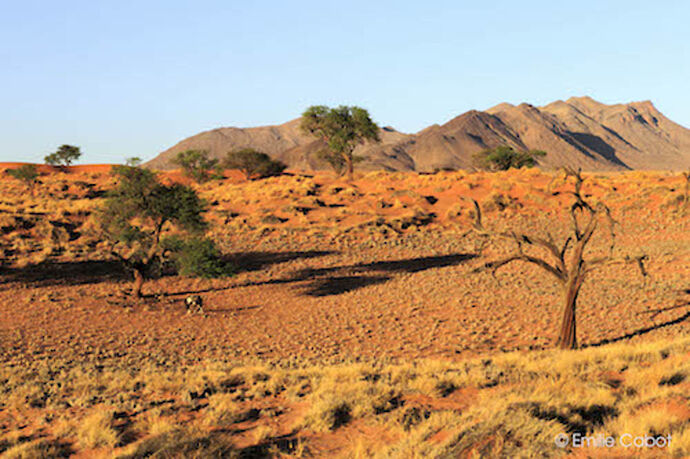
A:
[473,254,566,283]
[463,196,569,276]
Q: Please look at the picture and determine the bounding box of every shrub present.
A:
[163,236,234,278]
[6,164,39,194]
[473,145,545,171]
[77,410,120,449]
[223,148,286,180]
[171,150,220,182]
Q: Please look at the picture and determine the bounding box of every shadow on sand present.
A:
[224,250,336,273]
[284,253,476,297]
[587,303,690,348]
[168,253,476,298]
[0,260,128,288]
[0,250,337,292]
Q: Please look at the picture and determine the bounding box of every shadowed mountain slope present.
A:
[147,98,690,172]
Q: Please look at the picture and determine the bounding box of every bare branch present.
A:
[473,255,566,283]
[462,197,568,275]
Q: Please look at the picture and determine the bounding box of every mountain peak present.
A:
[147,97,690,172]
[628,100,658,111]
[566,95,601,103]
[486,102,515,114]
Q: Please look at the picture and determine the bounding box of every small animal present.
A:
[184,295,204,314]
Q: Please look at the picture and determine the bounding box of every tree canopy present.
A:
[223,148,286,180]
[473,146,546,171]
[171,150,219,182]
[45,145,82,168]
[98,165,208,296]
[300,105,380,180]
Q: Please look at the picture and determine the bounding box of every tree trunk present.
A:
[132,268,144,298]
[344,154,354,181]
[557,276,583,349]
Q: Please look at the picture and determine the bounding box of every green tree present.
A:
[473,146,546,171]
[97,165,208,297]
[125,157,142,167]
[6,164,39,195]
[45,145,82,168]
[223,148,287,180]
[171,150,219,182]
[300,105,380,180]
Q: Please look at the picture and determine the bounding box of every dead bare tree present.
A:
[465,168,647,349]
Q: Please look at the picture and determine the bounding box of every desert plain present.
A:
[1,165,689,457]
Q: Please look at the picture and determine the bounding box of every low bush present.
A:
[163,236,234,278]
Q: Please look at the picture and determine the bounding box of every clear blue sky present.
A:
[2,0,688,163]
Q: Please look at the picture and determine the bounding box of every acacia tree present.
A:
[98,165,207,297]
[223,148,286,180]
[172,150,219,182]
[466,168,647,349]
[473,146,546,171]
[300,105,380,180]
[45,145,81,169]
[6,164,39,195]
[125,157,142,167]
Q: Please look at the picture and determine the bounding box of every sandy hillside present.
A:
[147,97,690,172]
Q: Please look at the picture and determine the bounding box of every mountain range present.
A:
[146,97,690,172]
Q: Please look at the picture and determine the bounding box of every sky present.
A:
[2,0,689,164]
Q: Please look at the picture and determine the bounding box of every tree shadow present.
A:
[352,253,476,273]
[208,305,262,313]
[586,310,690,348]
[145,252,475,299]
[225,250,336,273]
[303,275,391,297]
[638,299,690,319]
[292,253,476,280]
[157,251,336,298]
[290,253,475,297]
[0,260,128,288]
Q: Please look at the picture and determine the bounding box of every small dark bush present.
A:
[224,148,286,180]
[164,236,234,278]
[473,145,546,171]
[172,150,220,182]
[6,164,39,193]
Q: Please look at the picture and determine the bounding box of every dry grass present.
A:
[2,168,690,456]
[76,409,120,449]
[1,337,689,457]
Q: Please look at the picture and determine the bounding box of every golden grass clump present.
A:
[76,410,120,449]
[202,393,242,428]
[2,438,72,459]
